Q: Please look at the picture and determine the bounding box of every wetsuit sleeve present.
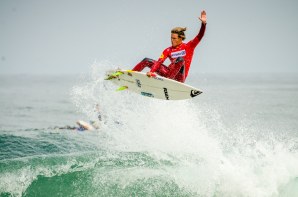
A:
[188,23,206,49]
[150,48,169,72]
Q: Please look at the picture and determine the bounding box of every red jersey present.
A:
[150,23,206,78]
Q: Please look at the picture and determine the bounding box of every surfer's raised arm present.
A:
[188,10,207,48]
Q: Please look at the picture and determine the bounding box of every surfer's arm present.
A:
[147,60,162,77]
[188,11,207,48]
[149,48,169,73]
[188,23,206,48]
[149,60,162,73]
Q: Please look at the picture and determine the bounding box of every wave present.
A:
[1,61,298,196]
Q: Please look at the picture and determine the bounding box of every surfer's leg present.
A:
[132,58,155,71]
[174,72,185,83]
[132,57,170,77]
[166,57,185,81]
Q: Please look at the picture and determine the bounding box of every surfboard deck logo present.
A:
[141,92,154,97]
[105,69,202,100]
[163,88,169,100]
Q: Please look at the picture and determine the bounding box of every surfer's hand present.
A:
[146,72,155,77]
[199,10,207,24]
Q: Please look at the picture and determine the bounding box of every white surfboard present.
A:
[105,70,202,100]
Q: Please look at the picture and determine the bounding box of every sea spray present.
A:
[69,61,298,196]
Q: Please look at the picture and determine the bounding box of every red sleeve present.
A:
[150,48,170,72]
[187,23,206,49]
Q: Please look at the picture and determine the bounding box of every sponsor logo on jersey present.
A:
[159,53,164,59]
[171,50,186,58]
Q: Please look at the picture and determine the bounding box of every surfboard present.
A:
[105,69,202,100]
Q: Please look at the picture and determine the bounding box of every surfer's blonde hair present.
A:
[171,27,187,40]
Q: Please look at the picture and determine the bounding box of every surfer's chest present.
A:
[169,45,187,59]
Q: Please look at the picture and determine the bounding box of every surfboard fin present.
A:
[116,86,128,91]
[105,71,124,80]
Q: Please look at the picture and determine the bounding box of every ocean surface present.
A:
[1,63,298,197]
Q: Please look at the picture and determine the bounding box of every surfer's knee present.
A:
[175,57,185,63]
[142,58,154,63]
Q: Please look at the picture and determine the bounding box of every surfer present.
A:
[52,104,103,131]
[76,103,102,131]
[52,120,96,131]
[132,10,207,83]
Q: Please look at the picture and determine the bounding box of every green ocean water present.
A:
[1,65,298,197]
[0,131,203,197]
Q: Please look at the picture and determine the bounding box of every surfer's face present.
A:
[171,33,182,47]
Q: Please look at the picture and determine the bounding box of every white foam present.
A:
[0,154,99,197]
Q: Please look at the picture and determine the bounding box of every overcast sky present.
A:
[1,0,297,75]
